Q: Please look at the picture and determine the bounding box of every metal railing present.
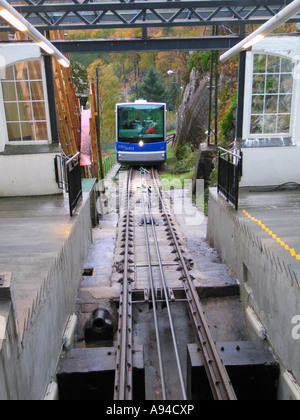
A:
[217,146,243,211]
[67,153,82,217]
[102,153,116,179]
[54,152,82,217]
[54,153,68,191]
[166,132,176,146]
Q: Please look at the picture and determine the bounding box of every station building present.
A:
[0,43,61,197]
[240,35,300,188]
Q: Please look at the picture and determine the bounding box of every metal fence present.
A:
[54,152,83,217]
[67,153,83,217]
[217,147,243,211]
[102,153,116,179]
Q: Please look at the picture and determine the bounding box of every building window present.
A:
[1,60,49,143]
[244,54,294,147]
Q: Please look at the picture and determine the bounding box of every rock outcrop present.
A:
[175,68,210,153]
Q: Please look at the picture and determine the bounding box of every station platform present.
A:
[0,179,96,400]
[239,188,300,269]
[207,187,300,399]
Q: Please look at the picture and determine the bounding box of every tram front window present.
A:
[118,104,165,143]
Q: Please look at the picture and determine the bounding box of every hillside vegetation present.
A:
[69,23,297,150]
[68,26,242,150]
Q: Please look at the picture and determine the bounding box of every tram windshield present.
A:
[117,103,165,143]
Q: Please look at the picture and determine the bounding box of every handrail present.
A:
[54,152,83,216]
[217,146,243,210]
[66,151,80,166]
[218,146,242,160]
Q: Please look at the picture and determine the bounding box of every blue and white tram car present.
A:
[116,100,167,166]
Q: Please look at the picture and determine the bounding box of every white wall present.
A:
[241,36,300,188]
[0,43,41,68]
[240,146,300,187]
[0,153,60,196]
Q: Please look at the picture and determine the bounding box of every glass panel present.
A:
[16,81,30,101]
[118,104,165,143]
[4,103,18,121]
[18,102,33,121]
[2,65,14,81]
[14,62,28,81]
[34,122,48,140]
[251,116,263,134]
[265,95,278,113]
[20,122,34,140]
[7,123,21,141]
[253,54,266,73]
[266,74,279,93]
[251,95,264,114]
[267,56,280,73]
[30,81,44,100]
[280,74,293,93]
[264,115,277,134]
[28,60,42,80]
[2,82,16,101]
[252,75,265,94]
[278,115,290,133]
[32,102,46,121]
[278,94,292,113]
[2,59,48,142]
[281,58,293,73]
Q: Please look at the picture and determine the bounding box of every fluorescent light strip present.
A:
[38,41,55,55]
[242,34,265,50]
[0,0,70,68]
[220,0,300,62]
[58,58,70,68]
[0,8,27,32]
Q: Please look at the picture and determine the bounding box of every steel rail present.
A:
[139,170,167,400]
[144,169,188,401]
[151,168,237,401]
[114,167,133,400]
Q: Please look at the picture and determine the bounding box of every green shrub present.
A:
[220,91,238,142]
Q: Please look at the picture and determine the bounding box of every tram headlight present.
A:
[139,140,144,147]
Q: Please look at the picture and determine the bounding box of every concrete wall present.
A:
[207,188,300,400]
[0,300,20,400]
[0,192,93,400]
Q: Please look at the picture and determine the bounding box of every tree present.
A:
[166,75,181,111]
[87,59,121,144]
[138,66,166,103]
[139,52,157,73]
[70,58,89,97]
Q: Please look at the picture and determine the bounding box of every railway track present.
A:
[114,167,237,401]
